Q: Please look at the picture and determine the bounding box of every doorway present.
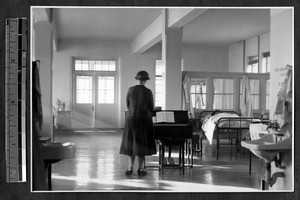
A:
[72,59,118,129]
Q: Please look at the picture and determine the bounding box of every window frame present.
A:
[247,55,259,73]
[190,78,207,110]
[72,57,117,106]
[183,71,270,117]
[261,52,271,73]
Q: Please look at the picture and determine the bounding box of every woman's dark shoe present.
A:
[137,168,147,176]
[125,169,133,175]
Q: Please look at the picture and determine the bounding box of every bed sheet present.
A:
[202,113,239,145]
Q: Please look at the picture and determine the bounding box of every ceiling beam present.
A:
[131,14,163,55]
[168,8,208,28]
[131,8,207,54]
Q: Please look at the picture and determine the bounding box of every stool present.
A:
[158,139,185,174]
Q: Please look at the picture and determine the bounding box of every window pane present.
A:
[75,60,82,70]
[190,85,196,93]
[106,77,114,90]
[76,76,93,104]
[89,61,95,71]
[75,59,116,71]
[95,61,102,71]
[253,63,258,73]
[246,65,252,73]
[190,78,207,109]
[98,79,105,90]
[106,91,114,103]
[102,61,109,71]
[98,76,114,104]
[82,60,89,70]
[108,61,116,71]
[195,94,206,109]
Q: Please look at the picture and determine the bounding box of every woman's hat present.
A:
[135,70,150,81]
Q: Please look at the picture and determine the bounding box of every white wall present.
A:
[260,32,270,56]
[33,21,53,138]
[228,41,244,72]
[182,44,228,72]
[269,8,293,191]
[269,9,293,119]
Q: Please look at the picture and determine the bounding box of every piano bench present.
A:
[158,139,185,174]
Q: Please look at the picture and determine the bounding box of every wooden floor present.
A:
[50,129,264,192]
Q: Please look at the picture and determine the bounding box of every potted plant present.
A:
[56,99,65,111]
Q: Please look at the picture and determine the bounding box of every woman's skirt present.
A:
[119,117,156,156]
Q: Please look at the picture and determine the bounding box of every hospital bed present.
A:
[200,110,262,161]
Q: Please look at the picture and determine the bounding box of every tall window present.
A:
[213,79,234,109]
[155,60,163,107]
[247,55,259,73]
[190,78,206,109]
[74,59,116,104]
[262,52,271,73]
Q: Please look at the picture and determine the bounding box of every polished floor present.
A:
[50,129,263,192]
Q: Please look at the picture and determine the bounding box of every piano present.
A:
[153,110,193,140]
[152,110,193,174]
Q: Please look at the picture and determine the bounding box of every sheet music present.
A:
[156,111,175,123]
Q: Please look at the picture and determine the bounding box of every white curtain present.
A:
[213,79,233,109]
[182,75,194,118]
[240,76,253,116]
[249,80,259,110]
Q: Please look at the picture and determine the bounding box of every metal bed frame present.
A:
[199,110,262,161]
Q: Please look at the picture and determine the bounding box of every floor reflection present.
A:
[51,129,262,191]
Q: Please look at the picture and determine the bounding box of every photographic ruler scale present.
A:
[5,18,27,182]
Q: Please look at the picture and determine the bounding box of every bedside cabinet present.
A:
[57,111,71,129]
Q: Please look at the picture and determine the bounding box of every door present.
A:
[72,59,118,129]
[73,74,95,128]
[95,75,117,128]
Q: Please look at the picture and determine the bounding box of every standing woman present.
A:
[119,70,156,176]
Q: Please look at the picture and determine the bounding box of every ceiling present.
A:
[53,7,270,46]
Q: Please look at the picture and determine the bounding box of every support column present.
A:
[33,21,53,139]
[161,10,183,110]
